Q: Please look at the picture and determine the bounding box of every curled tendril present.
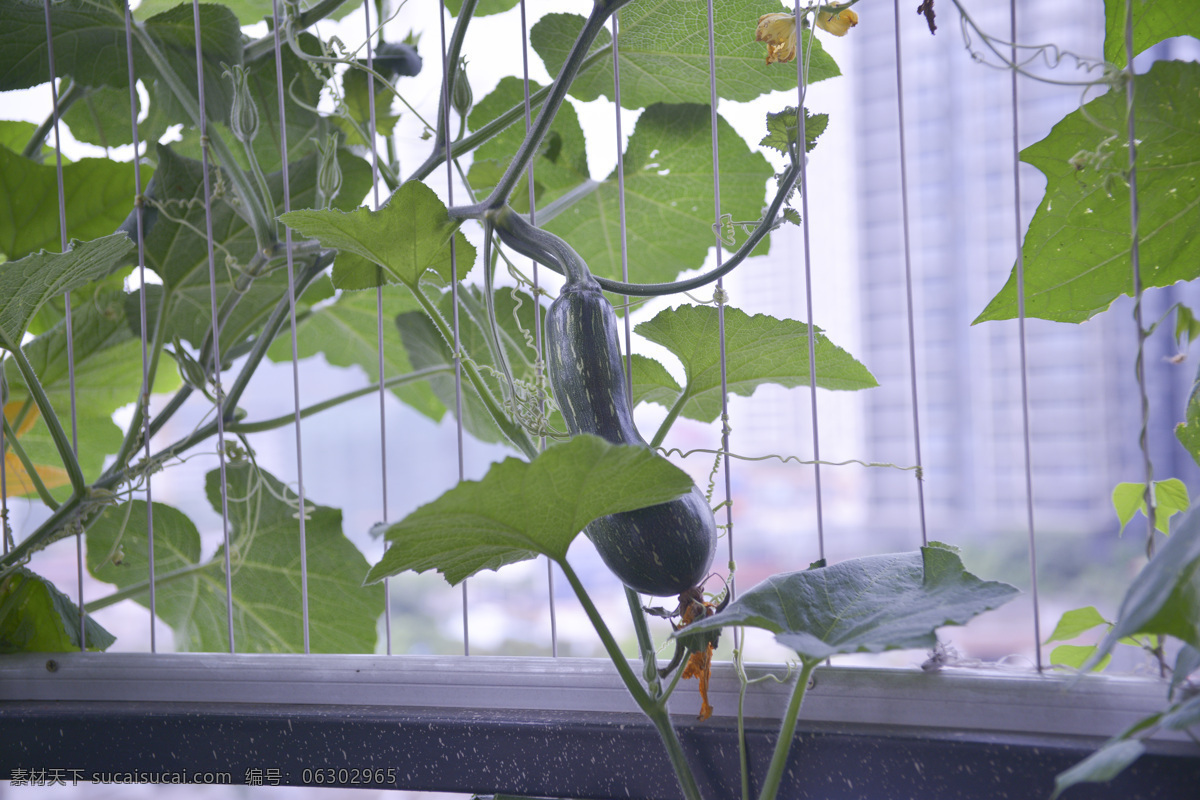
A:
[950,0,1117,89]
[657,444,922,475]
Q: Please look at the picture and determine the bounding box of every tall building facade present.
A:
[849,1,1200,542]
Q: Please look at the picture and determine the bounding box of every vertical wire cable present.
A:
[1124,0,1154,558]
[1009,0,1042,671]
[362,0,393,657]
[612,15,633,404]
[705,1,739,602]
[438,1,469,656]
[42,0,84,648]
[191,0,236,652]
[272,0,311,654]
[890,0,929,546]
[123,0,157,652]
[793,1,825,561]
[518,0,557,657]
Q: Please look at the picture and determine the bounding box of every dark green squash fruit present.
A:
[546,276,717,596]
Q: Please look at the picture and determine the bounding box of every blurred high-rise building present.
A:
[728,2,1200,553]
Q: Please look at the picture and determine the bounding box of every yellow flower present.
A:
[756,12,797,65]
[816,3,859,36]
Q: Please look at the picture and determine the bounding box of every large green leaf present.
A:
[976,60,1200,324]
[0,567,115,653]
[1104,0,1200,68]
[633,304,877,423]
[531,1,839,109]
[395,285,554,446]
[681,544,1019,662]
[135,143,370,350]
[467,76,590,214]
[266,284,443,419]
[88,469,384,653]
[63,86,138,150]
[0,120,45,156]
[0,1,242,129]
[1086,506,1200,667]
[0,146,142,261]
[0,234,133,345]
[630,354,683,410]
[542,104,773,284]
[281,180,475,289]
[365,435,695,585]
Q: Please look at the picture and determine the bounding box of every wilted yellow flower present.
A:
[3,402,70,497]
[816,3,859,36]
[756,12,797,65]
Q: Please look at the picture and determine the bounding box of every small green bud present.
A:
[169,337,209,394]
[315,133,342,209]
[224,64,260,145]
[451,57,473,118]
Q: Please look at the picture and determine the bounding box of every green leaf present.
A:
[266,284,443,419]
[444,0,519,15]
[0,567,115,653]
[0,146,143,261]
[0,233,133,346]
[531,2,839,109]
[630,354,683,410]
[365,435,696,585]
[1176,304,1200,349]
[760,107,828,155]
[1045,606,1111,644]
[88,471,384,653]
[63,86,137,150]
[1049,644,1112,672]
[634,304,877,423]
[1177,361,1200,467]
[340,67,400,144]
[1104,0,1200,68]
[395,285,555,446]
[0,0,127,90]
[976,60,1200,324]
[1172,645,1200,697]
[282,180,475,289]
[135,0,357,25]
[468,76,590,214]
[680,544,1019,662]
[0,120,49,158]
[1112,479,1190,535]
[542,104,773,284]
[1085,507,1200,669]
[0,2,242,130]
[1051,739,1146,800]
[1113,482,1149,530]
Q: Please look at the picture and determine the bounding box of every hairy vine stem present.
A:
[559,559,703,800]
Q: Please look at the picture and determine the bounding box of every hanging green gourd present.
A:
[486,208,718,598]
